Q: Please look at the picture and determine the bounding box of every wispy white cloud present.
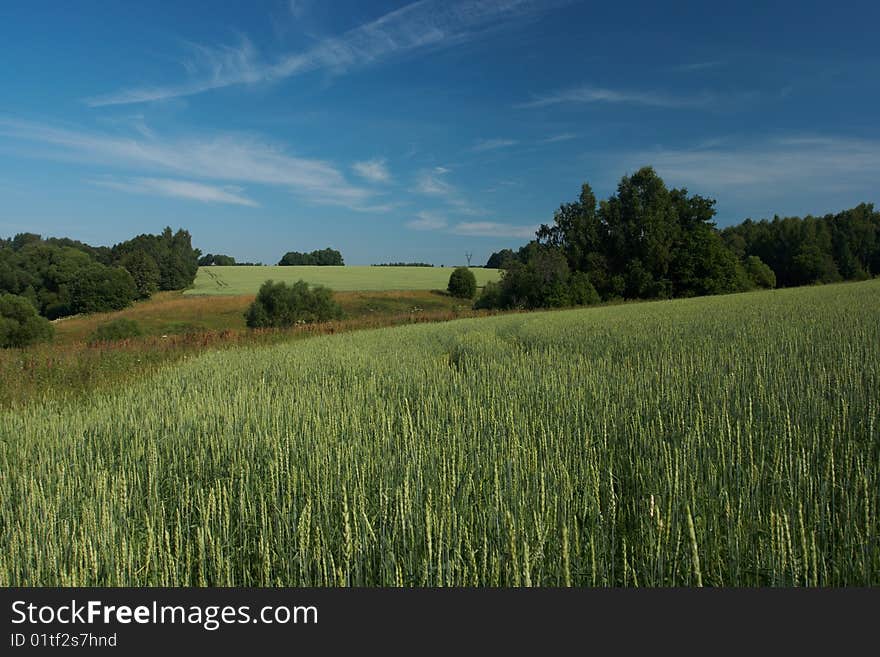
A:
[416,169,455,196]
[451,221,537,238]
[405,211,448,231]
[86,37,266,107]
[539,132,577,143]
[86,0,567,106]
[404,212,536,238]
[471,137,518,152]
[0,118,378,210]
[352,158,391,183]
[517,85,714,109]
[619,136,880,212]
[629,136,880,193]
[414,168,484,215]
[91,176,259,206]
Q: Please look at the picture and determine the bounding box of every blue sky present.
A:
[1,0,878,265]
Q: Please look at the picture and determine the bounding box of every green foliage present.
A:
[484,249,516,269]
[10,233,42,251]
[119,249,160,298]
[721,204,879,287]
[473,281,503,309]
[278,248,344,266]
[568,271,601,305]
[447,267,477,299]
[0,293,53,348]
[68,265,138,315]
[477,247,571,309]
[481,169,880,310]
[793,243,841,284]
[481,167,752,309]
[743,256,776,289]
[113,227,200,291]
[0,227,199,321]
[245,279,343,328]
[198,254,237,266]
[0,242,139,319]
[88,318,143,344]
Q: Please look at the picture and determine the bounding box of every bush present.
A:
[447,267,477,299]
[245,279,343,328]
[69,264,139,314]
[744,256,777,289]
[500,249,571,309]
[568,272,601,306]
[473,281,503,310]
[0,293,53,348]
[88,318,143,344]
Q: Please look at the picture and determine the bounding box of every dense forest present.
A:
[480,167,879,309]
[278,248,344,266]
[0,227,200,321]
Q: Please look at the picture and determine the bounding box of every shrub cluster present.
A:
[88,318,143,345]
[245,280,343,328]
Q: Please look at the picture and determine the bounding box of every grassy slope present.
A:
[186,265,501,295]
[51,289,472,345]
[2,279,878,585]
[2,289,487,408]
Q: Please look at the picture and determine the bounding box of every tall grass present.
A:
[1,281,878,586]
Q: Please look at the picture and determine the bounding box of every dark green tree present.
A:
[485,249,516,269]
[0,293,53,348]
[68,264,138,314]
[743,256,776,289]
[447,267,477,299]
[478,247,571,309]
[568,271,601,305]
[119,249,161,298]
[537,182,601,272]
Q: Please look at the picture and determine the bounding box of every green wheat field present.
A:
[2,280,878,586]
[186,265,501,295]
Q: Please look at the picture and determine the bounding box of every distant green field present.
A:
[186,265,501,295]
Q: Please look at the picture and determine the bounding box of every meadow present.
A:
[1,280,878,586]
[0,290,486,408]
[186,265,501,295]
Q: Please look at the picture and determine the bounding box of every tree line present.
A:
[479,167,878,309]
[198,254,263,266]
[278,248,343,266]
[0,227,199,346]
